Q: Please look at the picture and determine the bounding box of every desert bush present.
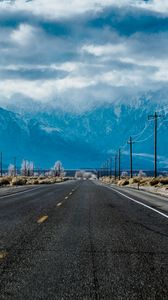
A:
[30,179,39,185]
[118,179,129,186]
[149,178,159,186]
[26,178,39,185]
[0,178,11,186]
[129,177,140,184]
[129,178,134,185]
[11,177,27,186]
[159,178,168,185]
[133,177,141,183]
[101,176,117,184]
[39,179,53,184]
[138,177,149,184]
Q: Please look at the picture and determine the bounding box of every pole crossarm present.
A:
[148,114,162,120]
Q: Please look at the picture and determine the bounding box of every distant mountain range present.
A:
[0,99,168,171]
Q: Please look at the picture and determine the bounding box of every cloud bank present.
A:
[0,0,168,112]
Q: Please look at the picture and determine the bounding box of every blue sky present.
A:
[0,0,168,112]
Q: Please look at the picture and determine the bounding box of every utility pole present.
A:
[14,157,16,177]
[106,160,109,177]
[118,148,121,180]
[148,112,162,178]
[109,158,112,178]
[127,137,135,178]
[102,163,105,176]
[32,162,34,176]
[100,165,102,178]
[114,154,117,180]
[0,152,2,177]
[24,160,27,176]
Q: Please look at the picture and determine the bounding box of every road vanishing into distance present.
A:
[0,180,168,299]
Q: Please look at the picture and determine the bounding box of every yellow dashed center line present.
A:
[37,215,48,224]
[0,251,8,260]
[57,202,62,207]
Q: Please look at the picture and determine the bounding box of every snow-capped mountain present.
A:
[0,98,167,171]
[0,107,100,169]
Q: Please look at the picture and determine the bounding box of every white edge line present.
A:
[0,186,43,199]
[106,185,168,220]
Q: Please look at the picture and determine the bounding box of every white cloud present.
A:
[11,24,36,46]
[0,1,168,113]
[138,0,168,14]
[0,75,96,101]
[0,0,148,20]
[97,70,144,87]
[0,62,80,73]
[1,0,167,20]
[82,43,126,57]
[55,62,80,72]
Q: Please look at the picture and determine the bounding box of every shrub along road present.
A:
[0,180,168,299]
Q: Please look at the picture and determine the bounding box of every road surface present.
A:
[0,180,168,299]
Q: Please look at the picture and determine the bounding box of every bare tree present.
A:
[51,161,64,177]
[8,164,15,176]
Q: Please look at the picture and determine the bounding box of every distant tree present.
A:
[83,172,92,179]
[75,171,84,179]
[138,170,147,177]
[28,162,34,176]
[121,171,128,178]
[51,161,64,176]
[75,171,95,180]
[21,160,34,176]
[8,164,15,176]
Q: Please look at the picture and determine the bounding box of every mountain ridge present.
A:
[0,101,167,170]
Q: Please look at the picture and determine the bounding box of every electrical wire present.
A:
[132,122,150,139]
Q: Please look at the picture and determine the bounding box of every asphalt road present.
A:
[0,180,168,299]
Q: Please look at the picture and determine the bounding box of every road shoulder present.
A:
[95,180,168,216]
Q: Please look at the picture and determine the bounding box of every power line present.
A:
[135,133,153,143]
[132,122,150,139]
[121,141,128,150]
[135,117,165,143]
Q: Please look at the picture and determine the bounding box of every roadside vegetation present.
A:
[0,176,69,187]
[0,160,72,187]
[100,175,168,197]
[101,176,168,187]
